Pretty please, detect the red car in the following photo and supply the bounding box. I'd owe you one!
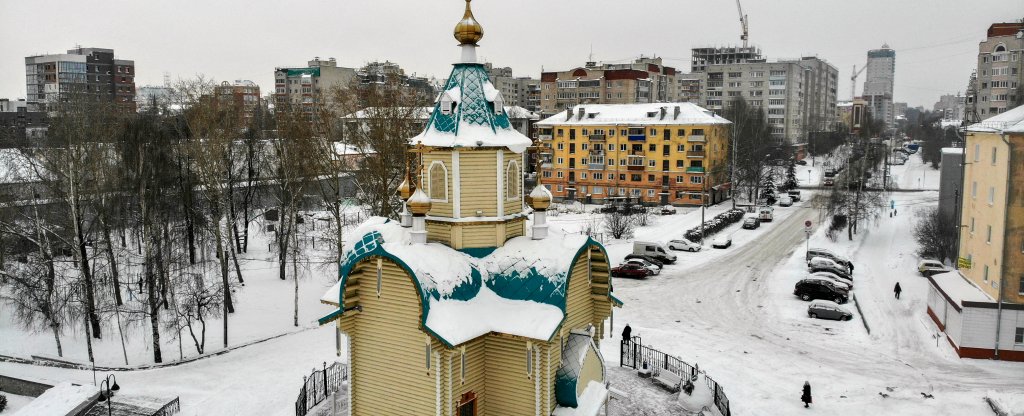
[611,263,652,279]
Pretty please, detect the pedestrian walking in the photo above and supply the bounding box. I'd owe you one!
[801,381,812,408]
[622,323,632,342]
[894,282,902,299]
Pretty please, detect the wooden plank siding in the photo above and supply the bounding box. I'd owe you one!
[563,249,597,333]
[505,218,525,240]
[427,221,453,246]
[484,336,535,414]
[462,223,499,248]
[458,150,499,218]
[338,260,437,415]
[452,337,488,415]
[423,152,454,217]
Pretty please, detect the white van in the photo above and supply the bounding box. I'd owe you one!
[758,206,774,222]
[633,241,677,264]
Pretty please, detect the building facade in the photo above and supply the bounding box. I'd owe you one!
[358,60,436,101]
[274,57,357,110]
[213,80,262,122]
[928,105,1024,361]
[700,57,838,145]
[975,23,1024,120]
[0,98,47,143]
[536,103,731,206]
[934,93,966,121]
[863,45,896,130]
[319,3,620,414]
[25,47,135,112]
[539,57,678,116]
[690,46,763,73]
[486,63,541,113]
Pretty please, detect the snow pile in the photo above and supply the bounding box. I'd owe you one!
[425,286,564,345]
[552,381,608,416]
[987,390,1024,416]
[14,382,96,416]
[482,232,589,286]
[677,375,715,413]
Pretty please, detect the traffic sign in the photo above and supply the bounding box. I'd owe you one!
[804,220,812,228]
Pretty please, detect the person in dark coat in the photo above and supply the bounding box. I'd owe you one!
[894,282,902,299]
[801,381,812,408]
[621,324,632,342]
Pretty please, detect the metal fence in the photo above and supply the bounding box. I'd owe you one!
[295,361,348,416]
[620,336,732,416]
[154,397,181,416]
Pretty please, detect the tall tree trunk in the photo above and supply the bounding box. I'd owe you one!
[100,218,122,306]
[72,192,101,338]
[50,322,63,357]
[213,204,234,314]
[278,209,289,281]
[144,217,163,363]
[293,225,300,327]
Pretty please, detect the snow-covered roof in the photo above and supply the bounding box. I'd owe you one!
[967,104,1024,133]
[940,147,964,155]
[939,119,962,129]
[537,102,731,127]
[929,271,992,308]
[408,64,533,153]
[320,216,612,347]
[14,382,97,416]
[552,381,608,416]
[331,142,373,156]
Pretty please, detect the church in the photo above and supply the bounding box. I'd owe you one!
[318,1,622,415]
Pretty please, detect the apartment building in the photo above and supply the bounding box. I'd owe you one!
[934,93,966,121]
[213,80,262,123]
[700,57,838,144]
[927,105,1024,361]
[357,61,435,101]
[675,74,702,103]
[25,47,136,112]
[274,57,357,110]
[539,57,678,116]
[976,23,1024,120]
[536,103,731,206]
[863,45,896,129]
[690,46,763,72]
[486,63,541,113]
[0,98,47,142]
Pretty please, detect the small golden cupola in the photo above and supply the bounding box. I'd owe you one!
[453,0,483,45]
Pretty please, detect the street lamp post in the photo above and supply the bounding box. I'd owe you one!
[97,374,121,416]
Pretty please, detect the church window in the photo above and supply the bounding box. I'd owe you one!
[440,92,456,115]
[428,161,448,202]
[506,160,520,201]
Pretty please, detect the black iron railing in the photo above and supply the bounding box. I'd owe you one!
[620,336,732,416]
[295,361,348,416]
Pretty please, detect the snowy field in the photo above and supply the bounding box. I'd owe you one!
[2,151,1022,415]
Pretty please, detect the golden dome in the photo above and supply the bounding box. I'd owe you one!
[408,188,432,216]
[454,0,483,45]
[528,185,552,211]
[397,178,412,201]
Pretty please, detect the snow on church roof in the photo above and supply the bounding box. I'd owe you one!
[537,102,732,127]
[320,216,610,347]
[408,64,532,153]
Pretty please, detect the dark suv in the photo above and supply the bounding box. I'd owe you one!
[794,279,849,304]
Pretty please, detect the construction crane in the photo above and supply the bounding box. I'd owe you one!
[735,0,749,48]
[850,64,867,101]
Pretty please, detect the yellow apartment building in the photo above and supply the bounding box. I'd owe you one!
[536,103,732,206]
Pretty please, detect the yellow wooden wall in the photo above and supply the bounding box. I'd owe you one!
[563,249,596,333]
[427,221,452,245]
[423,151,454,217]
[576,347,603,397]
[459,150,499,218]
[338,260,438,415]
[451,337,488,415]
[483,336,536,414]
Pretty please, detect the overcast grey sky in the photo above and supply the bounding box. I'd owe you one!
[1,0,1021,108]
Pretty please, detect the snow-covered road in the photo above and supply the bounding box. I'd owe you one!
[599,191,1024,415]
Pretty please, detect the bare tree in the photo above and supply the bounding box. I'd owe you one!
[167,272,223,355]
[603,211,636,240]
[914,208,957,262]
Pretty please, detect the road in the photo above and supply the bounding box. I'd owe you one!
[603,196,1024,415]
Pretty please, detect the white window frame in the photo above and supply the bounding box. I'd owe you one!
[428,161,449,202]
[505,160,520,201]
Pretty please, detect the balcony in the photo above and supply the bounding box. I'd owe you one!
[538,134,552,141]
[687,151,706,158]
[588,163,605,170]
[687,135,706,143]
[589,134,606,141]
[686,167,705,173]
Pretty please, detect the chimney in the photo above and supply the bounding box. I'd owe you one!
[674,106,681,120]
[577,107,585,120]
[528,185,553,240]
[565,108,572,121]
[660,107,667,120]
[407,189,432,244]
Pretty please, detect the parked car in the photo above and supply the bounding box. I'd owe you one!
[794,279,849,304]
[917,259,945,275]
[811,271,854,288]
[807,300,854,321]
[758,206,774,222]
[808,257,850,274]
[660,205,677,215]
[787,190,802,202]
[795,159,808,166]
[611,263,652,279]
[778,196,793,207]
[823,178,835,186]
[668,238,702,252]
[625,258,661,275]
[805,274,851,292]
[806,249,853,270]
[809,265,852,280]
[711,235,732,249]
[742,217,761,230]
[633,241,677,264]
[624,254,664,268]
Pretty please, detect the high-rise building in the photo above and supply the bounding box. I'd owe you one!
[975,23,1024,120]
[25,47,136,112]
[539,57,678,116]
[274,57,357,110]
[934,93,966,120]
[357,61,436,101]
[536,103,732,206]
[927,105,1024,361]
[863,44,896,129]
[675,73,703,103]
[485,63,541,113]
[699,57,838,145]
[213,80,262,123]
[690,46,763,73]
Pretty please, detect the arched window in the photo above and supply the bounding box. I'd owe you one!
[428,161,448,202]
[505,160,520,201]
[994,44,1006,53]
